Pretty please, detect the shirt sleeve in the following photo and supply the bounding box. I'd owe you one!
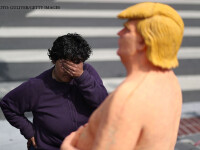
[74,63,108,108]
[0,79,39,139]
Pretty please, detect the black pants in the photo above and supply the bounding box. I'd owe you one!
[28,144,35,150]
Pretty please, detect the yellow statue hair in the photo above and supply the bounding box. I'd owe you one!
[118,2,184,69]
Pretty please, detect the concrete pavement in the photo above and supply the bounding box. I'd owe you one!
[1,102,200,150]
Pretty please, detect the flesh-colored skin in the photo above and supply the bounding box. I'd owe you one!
[60,20,182,150]
[52,60,84,83]
[74,71,182,150]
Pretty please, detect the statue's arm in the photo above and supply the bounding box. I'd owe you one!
[91,93,144,150]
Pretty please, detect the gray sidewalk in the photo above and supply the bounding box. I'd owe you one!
[1,117,200,150]
[175,101,200,150]
[176,134,200,150]
[1,102,200,150]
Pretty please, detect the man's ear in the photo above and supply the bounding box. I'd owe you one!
[52,60,56,64]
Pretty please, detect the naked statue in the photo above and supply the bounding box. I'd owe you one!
[60,2,184,150]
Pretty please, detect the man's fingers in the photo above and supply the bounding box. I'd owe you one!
[32,140,37,147]
[63,62,76,70]
[63,68,74,76]
[64,61,83,69]
[62,65,70,72]
[61,63,78,76]
[31,137,37,148]
[65,61,75,65]
[59,60,83,77]
[61,62,75,73]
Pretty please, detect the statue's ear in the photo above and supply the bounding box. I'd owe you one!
[136,34,146,52]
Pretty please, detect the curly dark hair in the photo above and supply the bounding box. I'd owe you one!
[48,33,92,64]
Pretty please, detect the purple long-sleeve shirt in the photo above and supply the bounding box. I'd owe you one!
[0,63,108,150]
